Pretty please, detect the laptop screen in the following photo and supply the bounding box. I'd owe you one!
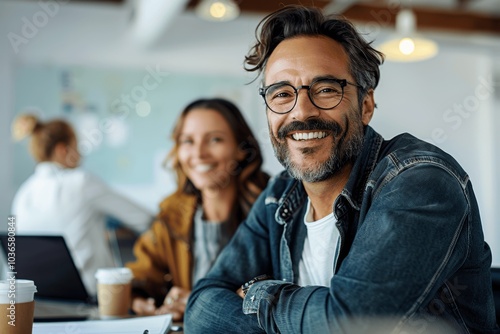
[0,234,92,304]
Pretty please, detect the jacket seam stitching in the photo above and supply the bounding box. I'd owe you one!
[394,208,468,331]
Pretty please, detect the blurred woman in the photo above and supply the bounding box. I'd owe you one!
[127,98,269,320]
[11,114,153,296]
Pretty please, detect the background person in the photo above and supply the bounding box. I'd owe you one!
[11,114,153,296]
[126,98,269,321]
[184,6,498,333]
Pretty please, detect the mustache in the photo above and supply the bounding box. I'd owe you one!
[277,119,343,140]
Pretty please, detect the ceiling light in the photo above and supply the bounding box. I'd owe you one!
[195,0,240,22]
[378,9,438,62]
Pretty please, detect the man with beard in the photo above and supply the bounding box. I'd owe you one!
[184,6,498,334]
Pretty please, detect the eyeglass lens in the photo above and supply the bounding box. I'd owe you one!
[264,79,344,114]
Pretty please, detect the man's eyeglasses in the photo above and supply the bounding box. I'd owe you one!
[259,78,362,114]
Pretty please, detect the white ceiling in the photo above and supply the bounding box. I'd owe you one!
[0,0,499,76]
[0,0,263,75]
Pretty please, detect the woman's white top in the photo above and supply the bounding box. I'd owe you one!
[11,162,153,295]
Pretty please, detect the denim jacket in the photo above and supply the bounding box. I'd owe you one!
[185,126,498,334]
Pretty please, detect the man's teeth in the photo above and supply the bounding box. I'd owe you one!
[292,131,327,141]
[194,164,214,172]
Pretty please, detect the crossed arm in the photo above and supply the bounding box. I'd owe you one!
[185,166,472,333]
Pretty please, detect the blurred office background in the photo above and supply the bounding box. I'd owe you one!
[0,0,499,266]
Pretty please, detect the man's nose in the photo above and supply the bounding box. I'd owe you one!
[289,89,321,121]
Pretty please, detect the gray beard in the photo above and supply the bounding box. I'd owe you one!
[271,116,365,183]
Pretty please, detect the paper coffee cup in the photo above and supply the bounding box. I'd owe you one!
[95,268,132,319]
[0,279,37,334]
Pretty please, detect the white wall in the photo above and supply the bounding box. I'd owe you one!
[0,11,15,224]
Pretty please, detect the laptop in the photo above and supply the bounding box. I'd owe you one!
[0,234,98,320]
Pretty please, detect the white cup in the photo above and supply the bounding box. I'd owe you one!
[0,279,37,334]
[95,268,132,319]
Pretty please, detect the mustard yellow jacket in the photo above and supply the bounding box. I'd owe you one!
[126,191,197,303]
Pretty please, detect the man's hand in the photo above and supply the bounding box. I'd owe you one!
[238,274,272,300]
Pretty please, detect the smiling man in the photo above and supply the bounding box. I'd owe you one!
[184,6,498,334]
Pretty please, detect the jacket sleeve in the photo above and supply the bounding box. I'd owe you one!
[184,189,275,334]
[126,220,173,303]
[187,164,473,333]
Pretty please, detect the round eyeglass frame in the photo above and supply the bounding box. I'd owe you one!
[259,78,362,114]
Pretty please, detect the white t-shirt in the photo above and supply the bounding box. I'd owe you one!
[12,162,153,295]
[298,198,340,287]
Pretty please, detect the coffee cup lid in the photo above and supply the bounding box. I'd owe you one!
[95,267,133,284]
[0,279,37,291]
[0,279,37,303]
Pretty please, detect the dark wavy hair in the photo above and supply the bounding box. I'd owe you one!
[245,5,385,104]
[167,98,270,232]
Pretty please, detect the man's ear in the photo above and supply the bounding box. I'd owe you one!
[361,89,375,126]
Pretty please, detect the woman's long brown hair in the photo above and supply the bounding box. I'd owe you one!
[167,98,269,233]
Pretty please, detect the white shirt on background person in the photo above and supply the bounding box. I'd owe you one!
[11,162,153,296]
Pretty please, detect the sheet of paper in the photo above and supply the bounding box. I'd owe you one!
[33,314,172,334]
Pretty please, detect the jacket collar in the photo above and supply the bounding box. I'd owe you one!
[35,161,66,175]
[338,125,384,211]
[157,191,198,241]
